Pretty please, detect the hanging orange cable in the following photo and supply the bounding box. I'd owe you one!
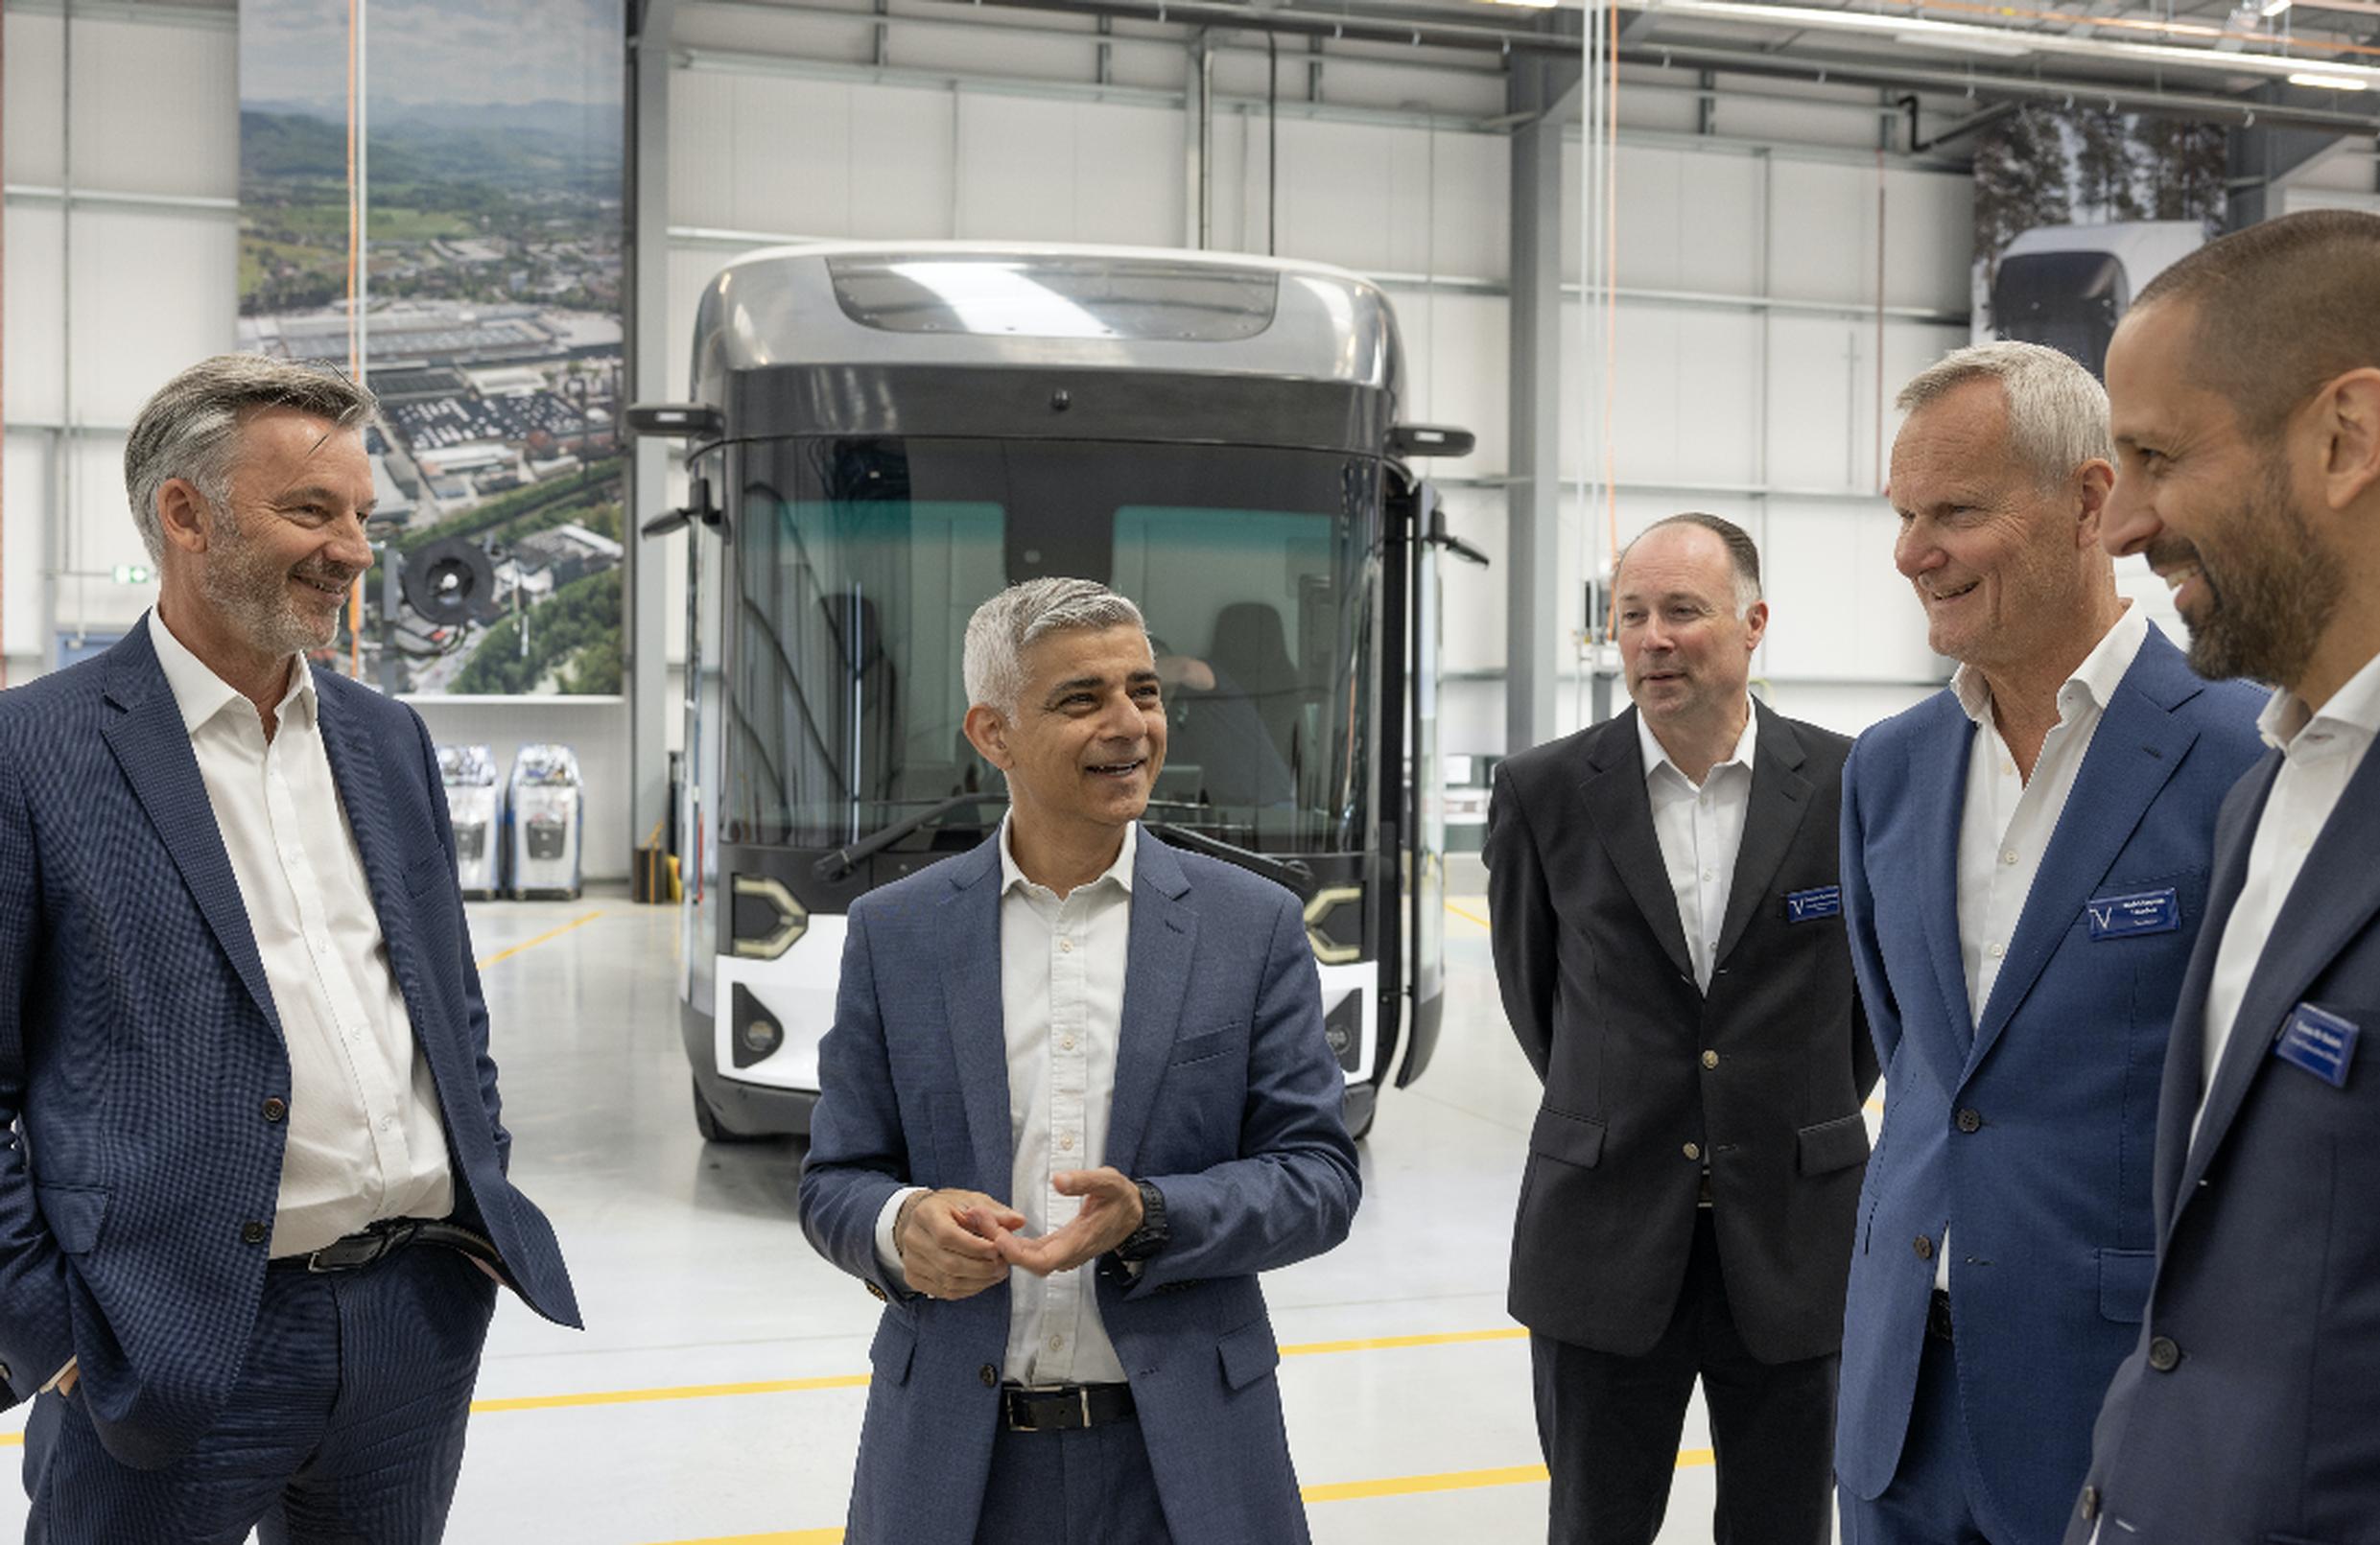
[1602,0,1621,600]
[345,0,364,680]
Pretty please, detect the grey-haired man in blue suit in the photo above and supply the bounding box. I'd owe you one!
[799,577,1360,1545]
[0,356,579,1540]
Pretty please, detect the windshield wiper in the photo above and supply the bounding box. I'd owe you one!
[1143,819,1314,890]
[813,794,1002,882]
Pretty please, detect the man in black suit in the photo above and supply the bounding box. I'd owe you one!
[1486,512,1877,1545]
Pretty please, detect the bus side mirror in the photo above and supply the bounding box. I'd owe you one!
[1387,423,1474,459]
[624,401,725,440]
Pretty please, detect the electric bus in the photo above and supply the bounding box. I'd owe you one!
[629,242,1481,1144]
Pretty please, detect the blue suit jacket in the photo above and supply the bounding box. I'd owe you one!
[2068,729,2380,1543]
[1835,625,2263,1541]
[0,622,579,1467]
[797,830,1360,1545]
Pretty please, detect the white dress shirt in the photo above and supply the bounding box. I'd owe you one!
[876,817,1136,1386]
[149,612,453,1258]
[1944,601,2150,1288]
[1638,698,1759,995]
[2195,645,2380,1137]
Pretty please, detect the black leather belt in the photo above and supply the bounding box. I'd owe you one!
[1001,1382,1137,1433]
[1927,1289,1955,1344]
[271,1217,507,1280]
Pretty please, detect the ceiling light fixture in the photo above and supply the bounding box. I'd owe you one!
[2287,68,2370,85]
[2262,0,2296,15]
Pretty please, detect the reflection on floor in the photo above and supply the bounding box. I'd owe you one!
[0,886,1869,1544]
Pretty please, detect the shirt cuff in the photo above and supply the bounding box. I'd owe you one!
[875,1187,925,1287]
[39,1357,74,1394]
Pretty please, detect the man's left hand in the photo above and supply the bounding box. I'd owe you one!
[982,1168,1143,1276]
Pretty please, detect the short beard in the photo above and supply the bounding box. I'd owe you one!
[2181,456,2341,688]
[199,501,345,659]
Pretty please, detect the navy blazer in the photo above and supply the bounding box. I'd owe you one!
[0,621,579,1468]
[1835,624,2263,1543]
[2069,728,2380,1543]
[798,830,1360,1545]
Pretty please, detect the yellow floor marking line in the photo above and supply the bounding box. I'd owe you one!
[475,910,605,971]
[1446,899,1493,930]
[643,1450,1718,1542]
[1281,1326,1528,1357]
[472,1371,873,1415]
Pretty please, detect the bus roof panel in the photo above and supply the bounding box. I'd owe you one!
[692,242,1400,396]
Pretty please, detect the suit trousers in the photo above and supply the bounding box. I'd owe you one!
[973,1410,1176,1545]
[1837,1329,1999,1545]
[21,1240,497,1545]
[1533,1211,1837,1545]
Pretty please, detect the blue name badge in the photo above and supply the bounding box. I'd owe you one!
[2274,1002,2360,1089]
[1785,886,1842,924]
[2085,887,2180,942]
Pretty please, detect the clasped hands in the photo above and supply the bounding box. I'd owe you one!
[893,1167,1143,1302]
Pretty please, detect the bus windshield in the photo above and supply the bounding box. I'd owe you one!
[722,436,1381,858]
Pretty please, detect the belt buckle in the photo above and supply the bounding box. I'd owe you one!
[1077,1386,1094,1430]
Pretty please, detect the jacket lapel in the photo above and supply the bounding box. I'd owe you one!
[2179,742,2380,1202]
[1102,833,1196,1179]
[97,623,281,1036]
[935,838,1014,1197]
[1904,695,1979,1082]
[1711,710,1812,971]
[1967,641,2199,1074]
[2157,754,2274,1231]
[1580,711,1695,983]
[312,679,430,1016]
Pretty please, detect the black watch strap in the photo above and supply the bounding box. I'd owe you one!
[1115,1179,1168,1263]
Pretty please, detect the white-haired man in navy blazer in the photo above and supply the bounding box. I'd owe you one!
[800,576,1360,1545]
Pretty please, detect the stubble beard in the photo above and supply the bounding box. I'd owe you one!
[200,502,347,660]
[2182,459,2341,689]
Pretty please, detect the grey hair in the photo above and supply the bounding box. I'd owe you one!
[123,354,377,564]
[1895,340,2111,489]
[963,578,1149,718]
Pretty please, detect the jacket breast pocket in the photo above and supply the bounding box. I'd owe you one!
[1169,1022,1248,1067]
[35,1184,109,1256]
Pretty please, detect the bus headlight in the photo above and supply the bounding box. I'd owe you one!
[730,874,808,959]
[1303,885,1364,966]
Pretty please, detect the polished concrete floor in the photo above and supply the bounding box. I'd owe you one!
[0,882,1870,1543]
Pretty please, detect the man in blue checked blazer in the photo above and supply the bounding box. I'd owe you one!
[0,357,578,1541]
[799,578,1360,1545]
[1836,342,2263,1545]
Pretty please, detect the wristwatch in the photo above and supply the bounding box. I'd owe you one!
[1114,1179,1169,1263]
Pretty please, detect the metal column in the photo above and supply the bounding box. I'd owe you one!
[1505,51,1578,756]
[627,0,677,867]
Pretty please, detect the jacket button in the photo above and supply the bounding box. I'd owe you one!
[1701,1050,1720,1070]
[2081,1486,2101,1522]
[262,1097,288,1123]
[978,1363,1000,1388]
[0,1363,12,1385]
[241,1221,268,1246]
[2147,1335,2181,1372]
[1914,1234,1935,1261]
[1683,1142,1702,1161]
[1955,1109,1983,1134]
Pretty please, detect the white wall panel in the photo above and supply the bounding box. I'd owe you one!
[0,12,236,197]
[1760,501,1943,687]
[3,12,66,187]
[1613,146,1765,297]
[68,209,242,426]
[954,96,1180,246]
[3,202,68,426]
[2,433,54,664]
[1397,289,1506,473]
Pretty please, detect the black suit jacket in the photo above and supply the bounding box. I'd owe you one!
[1485,705,1876,1364]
